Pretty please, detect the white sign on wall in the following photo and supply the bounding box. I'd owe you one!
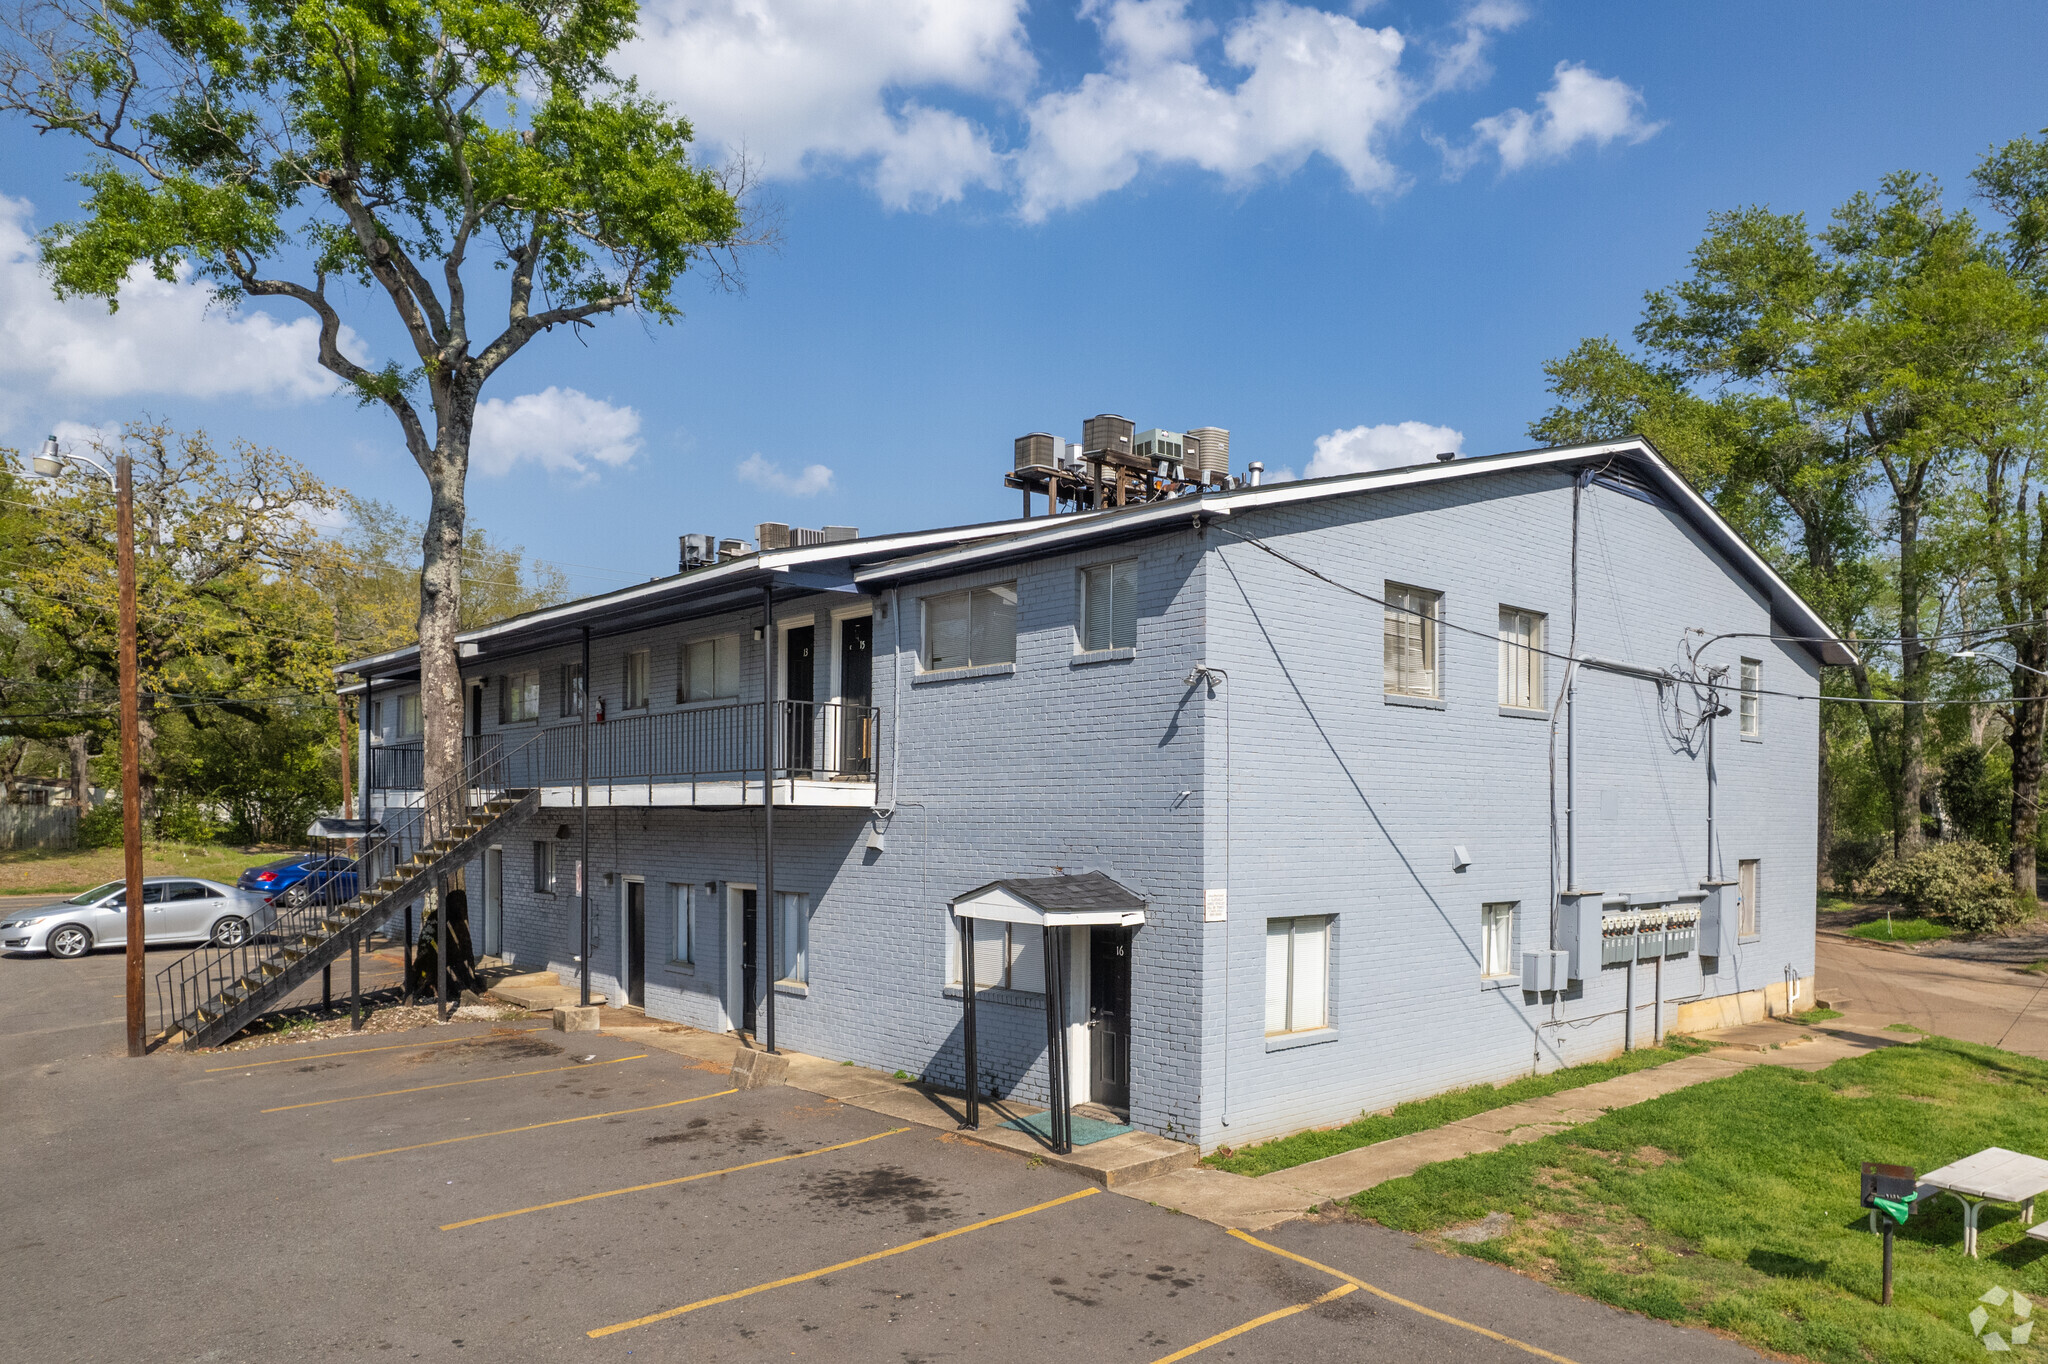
[1204,889,1228,922]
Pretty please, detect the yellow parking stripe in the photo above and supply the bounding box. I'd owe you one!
[208,1027,550,1071]
[440,1126,913,1230]
[588,1186,1101,1338]
[1227,1230,1582,1364]
[334,1088,740,1162]
[1150,1283,1357,1362]
[261,1054,646,1112]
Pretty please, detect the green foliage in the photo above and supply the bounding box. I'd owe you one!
[152,793,222,844]
[1937,744,2007,850]
[1352,1038,2048,1364]
[76,801,124,850]
[1845,916,1954,944]
[1869,840,2026,932]
[156,707,338,845]
[1205,1036,1715,1177]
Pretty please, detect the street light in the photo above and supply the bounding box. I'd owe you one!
[32,435,145,1057]
[1950,649,2048,680]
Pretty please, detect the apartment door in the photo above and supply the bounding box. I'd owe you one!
[785,625,815,776]
[1088,928,1132,1111]
[624,879,646,1008]
[727,885,759,1034]
[481,846,503,957]
[838,617,873,777]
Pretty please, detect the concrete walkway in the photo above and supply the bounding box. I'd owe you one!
[1120,1024,1904,1230]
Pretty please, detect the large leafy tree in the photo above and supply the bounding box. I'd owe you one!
[0,0,751,798]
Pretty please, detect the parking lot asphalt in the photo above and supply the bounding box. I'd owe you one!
[3,949,1770,1363]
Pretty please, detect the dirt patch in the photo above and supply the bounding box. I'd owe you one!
[1833,1085,1874,1098]
[1632,1146,1677,1167]
[210,1002,538,1052]
[800,1166,954,1224]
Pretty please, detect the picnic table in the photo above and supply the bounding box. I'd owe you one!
[1916,1147,2048,1257]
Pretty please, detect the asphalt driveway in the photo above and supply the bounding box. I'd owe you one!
[2,948,1769,1363]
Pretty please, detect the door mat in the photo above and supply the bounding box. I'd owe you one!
[999,1111,1133,1147]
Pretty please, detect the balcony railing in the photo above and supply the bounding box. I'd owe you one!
[368,700,878,796]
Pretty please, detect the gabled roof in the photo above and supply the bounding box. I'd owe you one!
[342,436,1852,677]
[950,871,1148,926]
[854,437,1854,668]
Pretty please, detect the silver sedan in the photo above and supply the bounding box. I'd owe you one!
[0,878,274,958]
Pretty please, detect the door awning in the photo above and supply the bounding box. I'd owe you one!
[950,872,1146,927]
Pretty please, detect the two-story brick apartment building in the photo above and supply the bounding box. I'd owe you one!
[343,436,1842,1150]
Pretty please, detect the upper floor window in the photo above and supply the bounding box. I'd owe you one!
[1739,659,1761,736]
[1498,607,1545,710]
[561,662,584,718]
[1384,584,1441,699]
[1079,561,1137,652]
[500,670,540,724]
[923,584,1017,671]
[623,649,652,710]
[397,693,423,738]
[679,636,740,703]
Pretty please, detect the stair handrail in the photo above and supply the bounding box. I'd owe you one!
[152,730,543,1040]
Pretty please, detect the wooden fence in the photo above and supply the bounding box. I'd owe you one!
[0,804,79,851]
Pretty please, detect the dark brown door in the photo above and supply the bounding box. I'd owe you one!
[625,880,645,1008]
[1089,928,1132,1110]
[839,618,873,776]
[740,888,759,1033]
[785,625,815,775]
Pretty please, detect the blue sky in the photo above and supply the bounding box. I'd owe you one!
[1,1,2044,597]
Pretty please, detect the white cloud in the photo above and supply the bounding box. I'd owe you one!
[621,0,1032,209]
[618,2,1654,215]
[1016,0,1414,221]
[736,451,835,496]
[0,196,350,420]
[471,387,642,478]
[1304,420,1463,478]
[1457,61,1663,174]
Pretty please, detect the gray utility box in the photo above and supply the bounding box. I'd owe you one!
[1521,948,1570,993]
[1558,893,1604,981]
[1695,881,1739,957]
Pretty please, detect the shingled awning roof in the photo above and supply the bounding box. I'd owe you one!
[950,871,1147,926]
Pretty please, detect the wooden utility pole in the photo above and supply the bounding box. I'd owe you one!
[116,453,143,1057]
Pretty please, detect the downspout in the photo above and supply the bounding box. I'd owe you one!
[579,625,592,1008]
[889,587,902,809]
[762,583,777,1055]
[1705,706,1717,882]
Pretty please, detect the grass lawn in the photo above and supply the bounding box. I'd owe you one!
[1846,916,1954,944]
[0,843,286,895]
[1204,1035,1716,1177]
[1351,1036,2048,1364]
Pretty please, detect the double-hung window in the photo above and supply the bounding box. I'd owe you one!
[1265,916,1330,1034]
[500,670,540,724]
[670,883,693,964]
[1739,659,1761,736]
[1384,585,1441,699]
[777,891,809,984]
[397,693,423,738]
[947,917,1045,993]
[1079,561,1137,652]
[560,662,584,718]
[533,840,556,895]
[1498,608,1545,709]
[1481,903,1516,978]
[922,584,1017,671]
[623,649,651,710]
[679,637,740,703]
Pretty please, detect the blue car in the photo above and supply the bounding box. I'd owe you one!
[237,855,359,906]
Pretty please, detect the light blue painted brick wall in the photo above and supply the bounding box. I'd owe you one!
[399,463,1816,1153]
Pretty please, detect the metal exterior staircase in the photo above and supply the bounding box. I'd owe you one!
[155,736,541,1050]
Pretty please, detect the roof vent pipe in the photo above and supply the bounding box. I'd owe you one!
[1435,451,1456,462]
[1247,462,1263,486]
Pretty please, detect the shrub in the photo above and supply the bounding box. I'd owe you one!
[1869,839,2026,932]
[153,794,221,845]
[75,800,125,849]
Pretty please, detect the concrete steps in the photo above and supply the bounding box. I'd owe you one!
[488,970,605,1011]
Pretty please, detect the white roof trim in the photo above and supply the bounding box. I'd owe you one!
[855,499,1227,587]
[951,885,1147,927]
